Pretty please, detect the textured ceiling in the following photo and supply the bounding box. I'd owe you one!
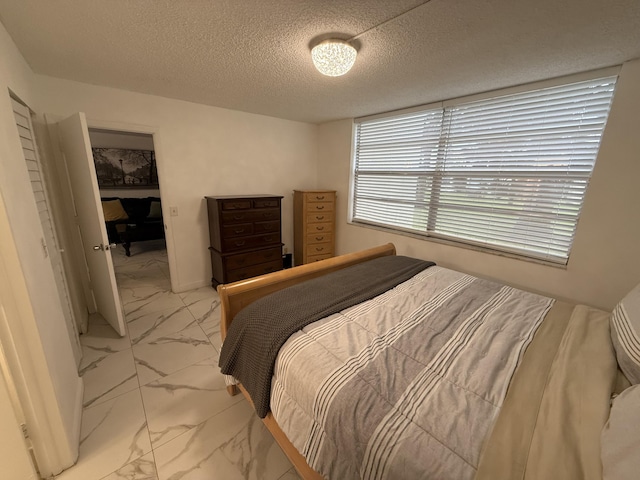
[0,0,639,124]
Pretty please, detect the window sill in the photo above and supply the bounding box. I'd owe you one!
[348,220,569,270]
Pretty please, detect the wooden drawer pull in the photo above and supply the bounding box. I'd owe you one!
[316,215,324,220]
[315,195,325,200]
[316,205,325,210]
[233,215,245,220]
[315,247,324,252]
[316,226,324,231]
[235,240,246,247]
[234,228,245,234]
[315,236,324,241]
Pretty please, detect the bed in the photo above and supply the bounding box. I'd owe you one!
[217,243,635,480]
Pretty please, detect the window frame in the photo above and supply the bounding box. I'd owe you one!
[348,67,620,266]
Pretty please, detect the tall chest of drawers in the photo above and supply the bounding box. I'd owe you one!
[293,190,336,265]
[206,195,283,287]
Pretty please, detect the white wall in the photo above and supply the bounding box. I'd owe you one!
[0,22,81,474]
[35,76,319,291]
[318,59,640,312]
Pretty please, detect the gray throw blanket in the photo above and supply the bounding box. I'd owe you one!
[218,255,434,418]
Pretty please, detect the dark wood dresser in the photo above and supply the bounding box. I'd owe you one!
[206,195,283,287]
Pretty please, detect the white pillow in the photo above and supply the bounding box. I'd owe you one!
[610,284,640,384]
[601,385,640,480]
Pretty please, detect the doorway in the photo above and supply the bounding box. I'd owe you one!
[86,128,170,316]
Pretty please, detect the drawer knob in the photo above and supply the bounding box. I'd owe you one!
[316,215,324,220]
[234,228,245,234]
[316,247,324,252]
[316,205,325,210]
[316,226,324,231]
[233,215,244,220]
[235,240,246,247]
[316,196,325,200]
[315,236,324,241]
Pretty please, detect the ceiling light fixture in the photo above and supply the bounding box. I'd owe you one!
[311,39,357,77]
[310,0,433,77]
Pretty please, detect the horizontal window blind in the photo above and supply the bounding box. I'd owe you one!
[352,76,617,264]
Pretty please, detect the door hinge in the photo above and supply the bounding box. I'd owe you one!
[20,422,29,439]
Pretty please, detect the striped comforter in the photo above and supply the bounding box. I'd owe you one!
[270,266,554,479]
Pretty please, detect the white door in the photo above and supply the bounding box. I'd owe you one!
[58,113,126,336]
[12,98,82,365]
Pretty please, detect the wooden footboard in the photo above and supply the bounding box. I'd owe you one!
[216,243,396,479]
[217,243,396,342]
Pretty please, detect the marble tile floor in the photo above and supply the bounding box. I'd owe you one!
[56,240,299,480]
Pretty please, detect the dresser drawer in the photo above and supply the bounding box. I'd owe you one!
[221,208,280,225]
[306,244,333,257]
[306,253,333,263]
[254,220,280,234]
[306,212,333,224]
[306,201,334,213]
[305,222,332,234]
[306,232,333,245]
[227,259,283,283]
[221,199,251,210]
[222,223,253,238]
[225,246,282,270]
[253,198,280,209]
[222,232,281,252]
[304,192,332,203]
[207,195,283,287]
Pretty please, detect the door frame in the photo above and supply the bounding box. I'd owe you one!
[83,118,175,290]
[0,191,81,476]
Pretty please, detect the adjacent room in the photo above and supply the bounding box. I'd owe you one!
[0,1,639,480]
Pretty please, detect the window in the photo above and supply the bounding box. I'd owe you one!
[351,76,617,264]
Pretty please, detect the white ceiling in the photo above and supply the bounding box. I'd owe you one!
[1,0,639,124]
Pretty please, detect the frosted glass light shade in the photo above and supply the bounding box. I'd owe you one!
[311,39,357,77]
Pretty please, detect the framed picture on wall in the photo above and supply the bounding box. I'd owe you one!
[91,148,158,188]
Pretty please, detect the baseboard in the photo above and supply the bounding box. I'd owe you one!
[172,279,211,294]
